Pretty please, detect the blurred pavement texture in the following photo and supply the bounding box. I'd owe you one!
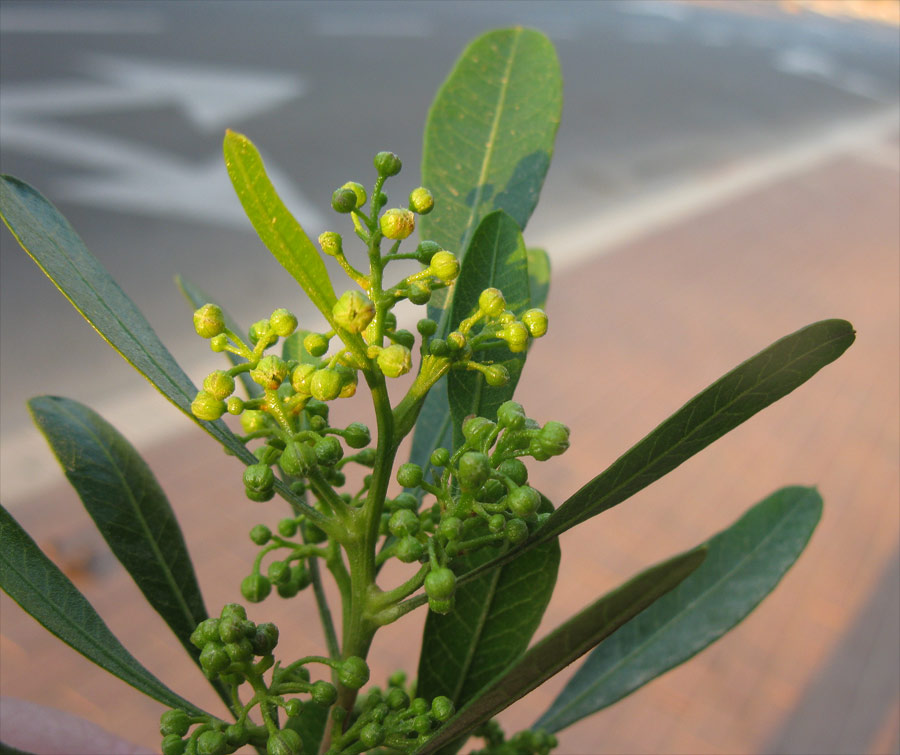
[2,104,897,754]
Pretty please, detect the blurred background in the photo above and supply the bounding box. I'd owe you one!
[1,1,898,753]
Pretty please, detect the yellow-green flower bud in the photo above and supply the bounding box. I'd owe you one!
[478,287,506,318]
[193,303,225,338]
[240,409,268,434]
[191,391,226,421]
[380,208,415,240]
[318,231,342,257]
[269,308,298,337]
[310,369,342,401]
[483,364,510,387]
[408,281,431,305]
[336,364,358,398]
[332,290,375,334]
[429,251,460,283]
[303,332,329,358]
[499,321,529,353]
[522,308,548,338]
[226,396,244,415]
[203,370,235,400]
[250,355,289,389]
[291,363,316,395]
[374,151,402,177]
[249,319,274,346]
[377,344,412,378]
[342,181,367,208]
[210,334,228,352]
[409,187,434,215]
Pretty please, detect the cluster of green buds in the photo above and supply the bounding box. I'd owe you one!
[471,720,559,755]
[322,671,455,754]
[382,400,569,613]
[162,604,370,755]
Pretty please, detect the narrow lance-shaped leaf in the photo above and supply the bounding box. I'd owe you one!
[534,486,823,733]
[0,505,205,715]
[415,547,707,754]
[223,131,337,321]
[0,175,326,526]
[28,397,208,658]
[421,27,562,318]
[174,273,261,398]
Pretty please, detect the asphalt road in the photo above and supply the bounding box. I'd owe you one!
[1,0,898,500]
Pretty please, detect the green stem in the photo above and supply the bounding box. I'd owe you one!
[309,557,341,666]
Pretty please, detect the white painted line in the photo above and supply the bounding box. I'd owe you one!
[532,106,900,271]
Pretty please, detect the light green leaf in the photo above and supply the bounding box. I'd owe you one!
[416,547,707,754]
[421,27,561,313]
[533,486,822,732]
[527,247,551,310]
[223,131,337,320]
[0,504,205,714]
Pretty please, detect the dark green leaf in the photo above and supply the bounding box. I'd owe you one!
[418,501,560,708]
[0,741,33,755]
[534,486,822,732]
[286,702,329,755]
[416,547,707,754]
[28,396,207,657]
[527,247,551,310]
[223,131,337,321]
[448,210,530,446]
[174,274,260,398]
[0,504,205,714]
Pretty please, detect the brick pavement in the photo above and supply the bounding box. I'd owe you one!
[2,146,898,754]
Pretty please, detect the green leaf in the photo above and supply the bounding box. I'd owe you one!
[282,330,319,366]
[416,547,707,754]
[223,131,337,320]
[174,274,260,398]
[0,504,205,714]
[28,396,207,656]
[527,247,551,310]
[418,501,560,708]
[0,742,33,755]
[448,210,530,447]
[286,701,329,755]
[534,486,822,733]
[421,27,561,312]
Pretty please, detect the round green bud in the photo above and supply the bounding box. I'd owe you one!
[429,338,449,357]
[303,332,329,358]
[249,319,274,346]
[438,515,462,540]
[309,369,342,401]
[194,303,225,339]
[429,250,460,282]
[318,231,343,257]
[252,623,279,655]
[397,462,423,488]
[332,290,375,334]
[220,602,248,622]
[311,436,341,466]
[392,329,416,349]
[197,730,227,755]
[280,441,317,478]
[432,695,455,722]
[483,364,510,387]
[499,321,529,353]
[408,281,432,305]
[338,656,370,689]
[410,697,429,716]
[203,370,235,401]
[380,208,416,240]
[392,492,418,510]
[226,396,244,415]
[342,181,367,208]
[374,150,402,177]
[244,463,275,493]
[199,642,230,675]
[191,391,226,421]
[290,364,316,396]
[447,330,467,351]
[506,517,529,545]
[478,287,506,318]
[386,687,410,710]
[429,596,454,615]
[497,400,527,431]
[522,308,549,338]
[415,240,442,264]
[161,733,186,755]
[277,518,298,538]
[277,580,299,599]
[388,509,420,537]
[538,421,570,455]
[395,535,425,563]
[190,617,220,649]
[331,187,357,213]
[266,729,302,755]
[224,722,248,748]
[425,567,457,600]
[225,638,254,663]
[384,311,398,331]
[268,309,297,338]
[488,514,506,534]
[377,344,412,378]
[245,486,275,503]
[250,355,290,390]
[344,422,371,448]
[241,574,271,603]
[218,614,246,644]
[268,560,291,585]
[409,187,434,215]
[311,680,338,706]
[305,398,329,420]
[462,416,495,444]
[160,710,192,737]
[360,723,386,748]
[508,485,540,518]
[209,333,228,352]
[477,478,505,503]
[284,699,303,719]
[336,364,358,398]
[240,410,268,434]
[417,318,437,338]
[498,458,528,486]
